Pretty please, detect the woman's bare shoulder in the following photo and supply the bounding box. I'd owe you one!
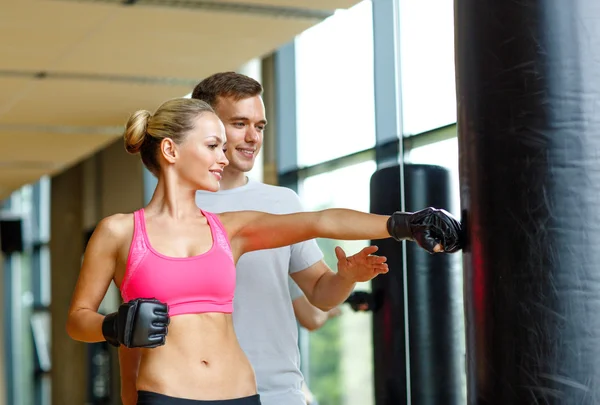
[94,212,135,242]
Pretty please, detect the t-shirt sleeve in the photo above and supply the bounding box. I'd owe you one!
[284,189,324,274]
[288,277,305,301]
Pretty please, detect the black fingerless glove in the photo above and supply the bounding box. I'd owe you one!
[345,291,375,312]
[387,207,463,253]
[102,298,170,348]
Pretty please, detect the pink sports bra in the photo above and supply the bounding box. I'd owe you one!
[120,209,236,316]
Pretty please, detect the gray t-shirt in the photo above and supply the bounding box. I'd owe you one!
[288,277,305,302]
[196,179,323,405]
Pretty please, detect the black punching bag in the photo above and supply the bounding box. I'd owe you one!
[455,1,600,404]
[370,164,465,405]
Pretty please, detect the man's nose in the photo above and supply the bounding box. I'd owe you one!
[245,127,260,143]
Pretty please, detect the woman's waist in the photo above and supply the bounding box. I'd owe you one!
[140,332,243,364]
[136,312,256,400]
[139,344,253,378]
[137,335,256,400]
[148,312,238,354]
[138,313,251,374]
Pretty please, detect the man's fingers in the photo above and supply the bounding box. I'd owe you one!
[374,264,389,273]
[368,255,387,264]
[360,245,379,256]
[335,246,347,262]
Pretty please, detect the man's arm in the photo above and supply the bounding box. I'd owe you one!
[290,277,338,330]
[280,188,387,311]
[119,347,141,405]
[291,259,354,311]
[292,294,342,331]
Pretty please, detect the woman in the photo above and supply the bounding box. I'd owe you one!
[66,98,462,405]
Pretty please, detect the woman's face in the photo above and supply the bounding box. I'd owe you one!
[173,112,229,192]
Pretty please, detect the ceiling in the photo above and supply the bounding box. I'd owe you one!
[0,0,361,199]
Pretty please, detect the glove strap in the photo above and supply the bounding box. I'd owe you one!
[102,313,120,347]
[387,212,413,241]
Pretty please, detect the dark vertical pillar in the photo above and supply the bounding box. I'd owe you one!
[455,1,600,404]
[50,163,87,405]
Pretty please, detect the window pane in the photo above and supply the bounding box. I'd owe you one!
[295,1,376,167]
[399,0,456,135]
[299,160,377,405]
[405,137,460,216]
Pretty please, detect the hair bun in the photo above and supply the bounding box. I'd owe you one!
[124,110,151,154]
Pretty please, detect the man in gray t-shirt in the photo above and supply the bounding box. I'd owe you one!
[191,72,389,405]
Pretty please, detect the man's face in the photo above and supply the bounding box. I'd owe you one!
[213,95,266,173]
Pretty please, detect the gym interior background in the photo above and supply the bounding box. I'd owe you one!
[0,0,462,404]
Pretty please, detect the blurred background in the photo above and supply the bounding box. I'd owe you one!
[0,0,462,404]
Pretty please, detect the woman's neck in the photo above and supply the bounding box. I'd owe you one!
[145,175,200,219]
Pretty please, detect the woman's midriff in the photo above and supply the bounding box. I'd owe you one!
[136,312,256,400]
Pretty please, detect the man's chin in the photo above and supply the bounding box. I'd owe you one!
[229,161,255,174]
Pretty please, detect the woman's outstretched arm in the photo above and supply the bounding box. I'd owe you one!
[222,207,462,257]
[222,209,386,255]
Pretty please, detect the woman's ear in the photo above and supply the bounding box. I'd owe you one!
[160,138,178,164]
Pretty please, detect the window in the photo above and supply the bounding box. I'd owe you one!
[399,0,456,135]
[405,137,460,216]
[2,178,52,405]
[299,160,377,405]
[295,1,376,167]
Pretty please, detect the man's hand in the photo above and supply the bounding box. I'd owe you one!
[335,245,388,283]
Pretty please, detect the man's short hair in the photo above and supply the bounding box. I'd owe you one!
[191,72,263,108]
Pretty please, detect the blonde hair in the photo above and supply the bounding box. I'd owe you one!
[123,98,215,175]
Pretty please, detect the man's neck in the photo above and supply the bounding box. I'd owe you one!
[219,168,248,190]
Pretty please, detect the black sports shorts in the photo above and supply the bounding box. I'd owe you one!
[136,391,262,405]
